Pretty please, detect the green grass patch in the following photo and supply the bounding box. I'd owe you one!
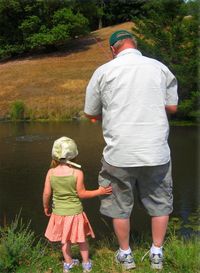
[0,214,199,273]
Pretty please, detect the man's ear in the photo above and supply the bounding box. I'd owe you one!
[110,46,117,58]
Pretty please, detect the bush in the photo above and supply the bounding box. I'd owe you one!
[178,91,200,121]
[0,44,25,59]
[0,215,45,272]
[10,100,26,121]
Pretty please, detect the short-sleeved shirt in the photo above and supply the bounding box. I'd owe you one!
[84,48,178,167]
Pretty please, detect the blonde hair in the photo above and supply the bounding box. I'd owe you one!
[50,159,60,168]
[50,158,78,168]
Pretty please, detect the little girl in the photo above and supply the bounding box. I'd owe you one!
[43,136,112,273]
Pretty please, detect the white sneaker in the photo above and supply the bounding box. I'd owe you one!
[63,259,80,272]
[82,260,92,272]
[149,253,163,270]
[115,250,136,270]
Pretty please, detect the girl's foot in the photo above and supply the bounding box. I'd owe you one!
[63,259,80,272]
[82,260,92,273]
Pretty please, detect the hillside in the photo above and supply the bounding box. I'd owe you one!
[0,22,134,120]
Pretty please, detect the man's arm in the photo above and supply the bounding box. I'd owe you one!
[165,68,178,114]
[165,105,177,114]
[84,68,102,120]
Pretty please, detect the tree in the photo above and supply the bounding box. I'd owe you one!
[73,0,147,30]
[103,0,147,26]
[25,8,88,50]
[132,0,199,103]
[0,0,89,58]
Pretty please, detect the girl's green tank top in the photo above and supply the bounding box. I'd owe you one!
[50,175,83,216]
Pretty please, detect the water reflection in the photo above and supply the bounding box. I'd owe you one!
[0,122,199,239]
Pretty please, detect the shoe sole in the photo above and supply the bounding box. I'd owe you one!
[115,258,136,270]
[123,263,136,270]
[151,263,163,270]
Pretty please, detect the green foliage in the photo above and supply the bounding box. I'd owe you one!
[0,44,25,59]
[26,29,55,49]
[183,208,200,232]
[132,0,199,105]
[0,213,199,272]
[0,215,45,273]
[178,91,200,121]
[25,8,89,50]
[0,1,89,57]
[10,100,25,121]
[52,8,89,38]
[102,0,147,26]
[162,214,200,272]
[0,0,148,57]
[0,0,23,45]
[19,15,41,40]
[164,235,200,272]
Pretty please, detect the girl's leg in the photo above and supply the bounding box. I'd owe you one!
[78,241,89,263]
[62,241,72,264]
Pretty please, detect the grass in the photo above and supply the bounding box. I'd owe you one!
[0,22,134,121]
[13,235,200,273]
[0,214,199,273]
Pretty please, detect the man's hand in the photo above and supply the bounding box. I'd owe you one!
[84,113,102,122]
[165,105,177,114]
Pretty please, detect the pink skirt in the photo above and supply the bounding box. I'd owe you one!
[45,212,95,244]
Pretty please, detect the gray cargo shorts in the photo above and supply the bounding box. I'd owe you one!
[98,158,173,218]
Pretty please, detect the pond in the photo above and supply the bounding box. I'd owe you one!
[0,122,199,239]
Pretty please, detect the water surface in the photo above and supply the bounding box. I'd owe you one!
[0,122,199,239]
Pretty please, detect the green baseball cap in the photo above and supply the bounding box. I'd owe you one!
[109,30,133,46]
[52,136,81,168]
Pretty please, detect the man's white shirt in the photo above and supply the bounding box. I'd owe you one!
[84,48,178,167]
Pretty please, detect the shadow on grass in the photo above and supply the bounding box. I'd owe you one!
[0,34,103,64]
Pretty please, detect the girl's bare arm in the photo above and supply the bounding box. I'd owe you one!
[76,169,112,199]
[42,170,52,216]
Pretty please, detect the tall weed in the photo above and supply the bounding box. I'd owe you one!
[10,100,26,121]
[0,215,45,272]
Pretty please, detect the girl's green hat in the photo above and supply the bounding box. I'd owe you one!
[109,30,133,46]
[52,136,81,168]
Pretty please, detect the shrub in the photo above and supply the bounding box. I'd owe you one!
[0,215,45,273]
[178,91,200,121]
[10,100,25,121]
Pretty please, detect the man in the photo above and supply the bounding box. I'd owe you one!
[84,30,178,270]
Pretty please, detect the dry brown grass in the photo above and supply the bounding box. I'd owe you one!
[0,22,134,120]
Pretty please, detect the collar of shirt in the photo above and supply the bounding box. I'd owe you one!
[116,48,142,58]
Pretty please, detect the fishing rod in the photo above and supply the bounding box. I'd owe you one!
[87,35,112,123]
[91,35,112,60]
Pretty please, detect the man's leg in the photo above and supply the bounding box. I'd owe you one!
[113,218,130,250]
[151,215,169,247]
[113,217,136,269]
[149,215,169,269]
[98,158,136,269]
[138,162,172,269]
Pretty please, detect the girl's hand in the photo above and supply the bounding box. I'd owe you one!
[44,207,51,217]
[98,185,112,195]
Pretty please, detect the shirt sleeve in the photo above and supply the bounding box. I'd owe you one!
[84,69,102,116]
[165,70,178,106]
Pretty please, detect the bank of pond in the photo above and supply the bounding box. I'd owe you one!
[0,213,199,273]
